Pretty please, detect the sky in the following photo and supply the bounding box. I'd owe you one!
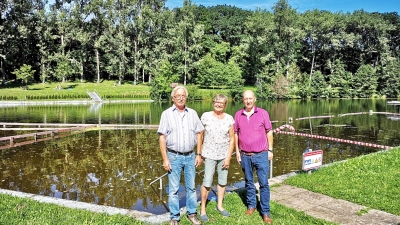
[165,0,399,13]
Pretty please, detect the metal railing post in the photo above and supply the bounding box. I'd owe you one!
[270,159,273,178]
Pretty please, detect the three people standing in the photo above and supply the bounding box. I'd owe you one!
[158,88,273,224]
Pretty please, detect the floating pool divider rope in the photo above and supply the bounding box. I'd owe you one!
[274,124,392,149]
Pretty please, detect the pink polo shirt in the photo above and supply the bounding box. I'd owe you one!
[234,106,272,153]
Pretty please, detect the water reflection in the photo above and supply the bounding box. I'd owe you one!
[0,99,399,214]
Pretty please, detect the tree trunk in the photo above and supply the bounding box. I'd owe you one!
[1,58,5,84]
[119,61,122,85]
[80,59,84,82]
[134,40,138,82]
[96,48,100,83]
[309,53,315,87]
[142,68,145,83]
[41,63,46,84]
[184,40,187,86]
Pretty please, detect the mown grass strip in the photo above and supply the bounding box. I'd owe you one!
[0,189,335,225]
[0,81,237,101]
[0,81,151,101]
[0,194,146,224]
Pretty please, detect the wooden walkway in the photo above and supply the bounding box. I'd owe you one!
[387,101,400,105]
[0,123,159,150]
[388,101,400,113]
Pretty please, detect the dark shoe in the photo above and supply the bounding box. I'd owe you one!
[245,207,256,215]
[170,219,180,225]
[263,214,273,224]
[216,208,230,217]
[187,214,202,225]
[200,214,209,222]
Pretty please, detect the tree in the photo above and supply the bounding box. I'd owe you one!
[352,64,377,98]
[310,70,328,98]
[172,0,203,85]
[225,60,244,101]
[326,59,352,98]
[243,9,274,85]
[298,10,336,86]
[150,60,179,101]
[271,0,302,77]
[12,64,36,89]
[377,59,400,98]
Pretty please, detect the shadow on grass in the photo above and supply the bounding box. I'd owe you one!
[0,80,22,89]
[233,187,264,217]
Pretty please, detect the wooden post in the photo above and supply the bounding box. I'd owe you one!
[34,133,37,142]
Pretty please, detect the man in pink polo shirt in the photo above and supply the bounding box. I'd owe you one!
[234,90,274,224]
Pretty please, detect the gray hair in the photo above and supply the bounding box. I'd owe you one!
[213,94,228,103]
[171,86,189,98]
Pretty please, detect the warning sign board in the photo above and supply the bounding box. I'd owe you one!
[302,150,323,171]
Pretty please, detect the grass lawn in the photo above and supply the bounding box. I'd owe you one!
[284,147,400,216]
[0,190,335,225]
[0,80,251,101]
[0,81,151,101]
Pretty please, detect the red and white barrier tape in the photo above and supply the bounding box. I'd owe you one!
[274,124,295,133]
[274,124,392,149]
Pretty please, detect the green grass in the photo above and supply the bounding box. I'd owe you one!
[0,80,249,101]
[0,190,336,225]
[166,192,336,225]
[0,81,151,101]
[284,147,400,215]
[0,194,146,225]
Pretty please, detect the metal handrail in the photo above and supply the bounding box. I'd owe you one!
[149,173,168,189]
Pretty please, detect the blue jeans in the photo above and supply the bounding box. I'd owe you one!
[240,151,271,216]
[168,152,197,220]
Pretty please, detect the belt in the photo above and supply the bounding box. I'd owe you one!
[168,149,193,156]
[240,150,267,156]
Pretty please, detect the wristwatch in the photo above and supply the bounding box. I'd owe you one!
[268,149,273,152]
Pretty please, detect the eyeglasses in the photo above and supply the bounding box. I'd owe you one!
[214,101,226,105]
[174,95,187,100]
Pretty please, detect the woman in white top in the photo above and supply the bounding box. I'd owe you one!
[199,94,235,222]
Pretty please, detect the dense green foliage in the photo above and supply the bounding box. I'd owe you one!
[1,0,399,100]
[11,64,35,89]
[285,147,400,215]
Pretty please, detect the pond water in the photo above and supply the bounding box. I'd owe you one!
[0,99,399,214]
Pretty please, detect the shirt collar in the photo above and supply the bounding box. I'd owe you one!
[172,104,188,112]
[241,106,258,115]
